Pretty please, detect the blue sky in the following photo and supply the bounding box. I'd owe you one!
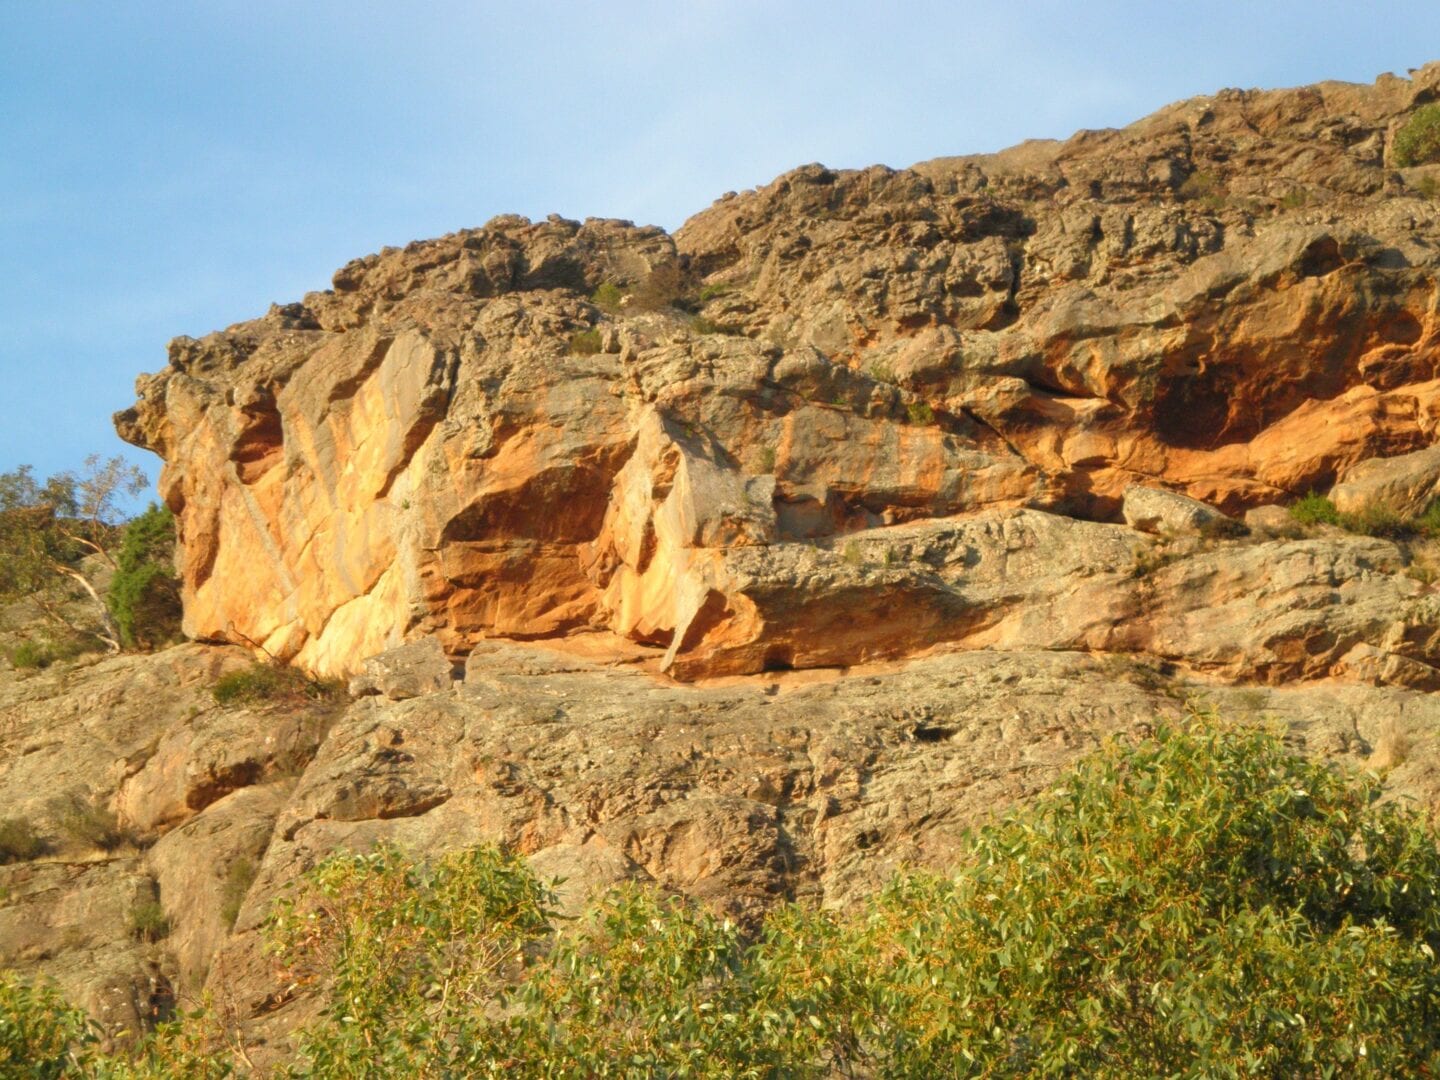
[3,1,1439,507]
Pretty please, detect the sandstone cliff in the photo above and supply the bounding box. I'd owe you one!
[117,63,1440,681]
[5,64,1440,1060]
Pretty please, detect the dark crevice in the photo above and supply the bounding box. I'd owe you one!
[762,647,795,673]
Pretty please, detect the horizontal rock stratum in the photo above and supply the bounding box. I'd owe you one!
[118,63,1440,678]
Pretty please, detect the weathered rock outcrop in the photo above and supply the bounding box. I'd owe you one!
[4,626,1440,1060]
[116,65,1440,680]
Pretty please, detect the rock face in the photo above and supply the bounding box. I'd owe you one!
[5,626,1440,1060]
[117,65,1440,680]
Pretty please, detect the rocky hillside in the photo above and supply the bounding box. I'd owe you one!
[3,64,1440,1063]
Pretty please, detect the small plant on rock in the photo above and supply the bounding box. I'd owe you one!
[1394,103,1440,167]
[0,818,45,864]
[697,282,733,303]
[590,282,626,313]
[6,639,52,670]
[1131,540,1182,579]
[219,857,257,929]
[129,898,170,943]
[1290,493,1440,539]
[1343,502,1409,538]
[1196,514,1250,541]
[212,662,343,708]
[1414,498,1440,534]
[629,263,698,313]
[567,328,602,355]
[906,401,934,425]
[691,315,741,336]
[1279,187,1310,210]
[1178,170,1227,210]
[50,793,128,852]
[1288,491,1342,526]
[6,632,100,671]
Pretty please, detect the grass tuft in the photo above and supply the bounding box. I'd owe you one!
[49,794,128,852]
[213,663,344,708]
[129,898,170,943]
[567,329,602,355]
[220,857,258,929]
[0,818,46,864]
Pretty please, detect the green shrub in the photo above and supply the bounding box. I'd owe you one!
[1279,187,1310,210]
[691,315,741,336]
[0,818,45,864]
[1289,491,1342,526]
[1178,170,1227,209]
[5,633,98,670]
[629,263,697,313]
[1417,174,1440,200]
[20,722,1440,1075]
[589,281,626,313]
[566,328,602,355]
[1395,103,1440,167]
[271,721,1440,1076]
[7,640,50,670]
[1290,492,1440,538]
[0,972,90,1079]
[1416,498,1440,533]
[267,845,554,1076]
[795,721,1440,1076]
[1343,502,1410,538]
[129,899,170,943]
[0,971,229,1078]
[107,504,182,650]
[50,793,127,852]
[698,282,733,303]
[212,662,342,708]
[906,400,934,425]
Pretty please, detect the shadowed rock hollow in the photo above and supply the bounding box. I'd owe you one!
[117,64,1440,681]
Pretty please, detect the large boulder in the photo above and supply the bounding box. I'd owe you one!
[347,636,454,700]
[1122,485,1240,536]
[1331,444,1440,517]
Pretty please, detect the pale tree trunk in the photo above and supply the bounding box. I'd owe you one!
[54,564,121,653]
